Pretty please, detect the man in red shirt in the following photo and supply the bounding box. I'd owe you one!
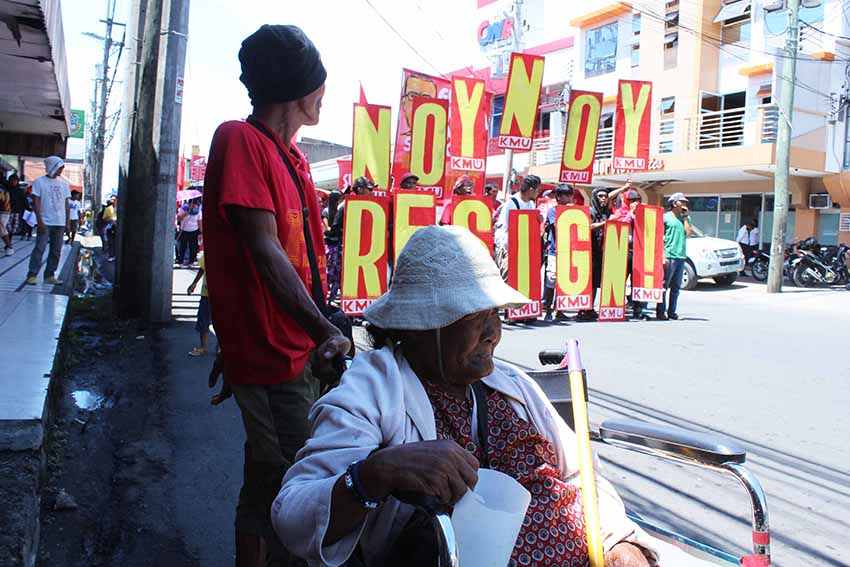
[202,25,350,566]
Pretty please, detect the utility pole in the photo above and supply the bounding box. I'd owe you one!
[767,0,799,293]
[93,9,113,209]
[116,0,190,322]
[499,0,524,201]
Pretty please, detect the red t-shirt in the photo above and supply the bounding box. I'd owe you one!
[203,120,327,385]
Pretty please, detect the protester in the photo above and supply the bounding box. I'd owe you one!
[102,195,117,261]
[657,192,692,321]
[438,175,473,225]
[4,173,25,240]
[323,190,344,303]
[202,24,350,566]
[0,176,12,256]
[483,182,501,211]
[274,225,657,567]
[494,174,541,279]
[542,185,574,321]
[26,156,70,285]
[66,190,83,244]
[611,188,649,320]
[736,218,759,264]
[398,172,418,190]
[187,252,211,356]
[176,197,203,267]
[329,176,375,238]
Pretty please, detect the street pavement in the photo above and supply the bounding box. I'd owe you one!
[495,279,850,567]
[166,269,849,567]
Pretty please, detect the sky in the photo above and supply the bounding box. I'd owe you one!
[60,0,489,195]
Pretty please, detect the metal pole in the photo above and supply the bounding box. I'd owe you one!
[93,3,115,209]
[149,0,190,322]
[500,149,514,201]
[767,0,799,293]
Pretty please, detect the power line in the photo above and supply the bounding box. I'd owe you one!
[361,0,447,78]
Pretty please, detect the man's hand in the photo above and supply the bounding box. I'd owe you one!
[604,542,651,567]
[311,332,351,386]
[37,222,46,235]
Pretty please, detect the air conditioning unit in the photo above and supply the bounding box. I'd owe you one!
[809,193,832,209]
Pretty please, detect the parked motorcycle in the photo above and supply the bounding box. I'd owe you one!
[744,249,770,282]
[791,241,849,287]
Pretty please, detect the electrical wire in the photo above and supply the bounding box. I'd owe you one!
[361,0,448,78]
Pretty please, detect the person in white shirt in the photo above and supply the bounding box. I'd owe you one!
[66,190,83,244]
[736,219,759,265]
[26,156,70,285]
[494,174,542,280]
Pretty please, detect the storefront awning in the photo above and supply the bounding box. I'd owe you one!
[714,0,751,23]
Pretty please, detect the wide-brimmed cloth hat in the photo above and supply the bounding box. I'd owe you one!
[364,225,529,330]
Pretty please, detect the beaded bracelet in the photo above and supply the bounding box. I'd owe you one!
[344,461,382,510]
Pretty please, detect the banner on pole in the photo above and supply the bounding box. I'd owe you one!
[507,209,541,320]
[598,221,630,321]
[352,103,392,189]
[497,52,545,152]
[392,69,452,191]
[447,76,490,195]
[613,80,653,171]
[340,196,390,315]
[632,204,665,303]
[559,90,603,185]
[409,97,448,195]
[337,158,352,191]
[450,196,494,252]
[554,206,593,311]
[394,191,436,262]
[69,109,85,139]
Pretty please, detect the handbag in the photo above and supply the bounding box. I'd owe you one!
[246,118,355,371]
[22,209,36,227]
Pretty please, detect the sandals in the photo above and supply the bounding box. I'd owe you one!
[188,347,208,357]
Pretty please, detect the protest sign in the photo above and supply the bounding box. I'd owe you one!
[497,52,545,151]
[409,97,448,194]
[340,197,390,315]
[559,90,603,185]
[394,191,436,262]
[507,210,542,320]
[352,103,392,189]
[613,80,653,170]
[598,221,630,321]
[554,206,593,311]
[632,204,665,303]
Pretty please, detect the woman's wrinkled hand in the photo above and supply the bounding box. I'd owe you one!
[360,440,479,506]
[604,542,651,567]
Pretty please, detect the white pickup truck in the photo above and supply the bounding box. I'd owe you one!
[681,224,745,290]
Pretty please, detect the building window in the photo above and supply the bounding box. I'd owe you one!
[658,140,674,154]
[631,44,640,67]
[490,95,504,138]
[721,12,751,45]
[584,22,618,78]
[632,13,641,35]
[596,112,615,159]
[663,1,679,70]
[659,97,675,153]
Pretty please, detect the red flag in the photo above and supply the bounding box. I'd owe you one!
[359,82,368,105]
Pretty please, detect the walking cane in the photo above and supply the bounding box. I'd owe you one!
[566,338,605,567]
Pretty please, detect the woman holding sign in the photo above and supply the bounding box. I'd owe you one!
[274,226,657,567]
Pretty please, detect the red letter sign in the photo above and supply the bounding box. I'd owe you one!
[497,52,545,152]
[507,210,541,321]
[340,196,390,315]
[394,191,436,263]
[451,196,494,252]
[598,221,630,321]
[554,206,593,311]
[352,103,392,189]
[632,204,665,303]
[613,80,652,171]
[447,76,490,195]
[409,97,448,194]
[559,90,603,185]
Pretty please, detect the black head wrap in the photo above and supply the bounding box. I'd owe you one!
[590,187,610,222]
[239,25,327,105]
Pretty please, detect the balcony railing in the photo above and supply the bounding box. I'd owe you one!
[527,104,780,167]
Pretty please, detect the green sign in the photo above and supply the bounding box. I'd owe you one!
[69,109,85,139]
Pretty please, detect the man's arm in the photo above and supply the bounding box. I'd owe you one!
[226,206,349,353]
[65,197,70,230]
[32,195,43,226]
[683,215,692,237]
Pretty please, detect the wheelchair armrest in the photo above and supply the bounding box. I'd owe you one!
[599,419,746,467]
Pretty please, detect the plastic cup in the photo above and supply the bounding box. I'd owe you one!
[451,468,531,567]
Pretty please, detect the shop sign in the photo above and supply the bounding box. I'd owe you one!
[478,17,514,49]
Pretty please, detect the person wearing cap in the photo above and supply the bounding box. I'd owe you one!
[657,192,692,320]
[438,175,474,225]
[329,175,375,239]
[398,172,419,190]
[25,156,70,285]
[202,25,351,565]
[494,174,542,279]
[274,225,657,567]
[542,184,575,321]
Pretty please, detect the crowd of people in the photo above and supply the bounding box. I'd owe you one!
[193,24,668,567]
